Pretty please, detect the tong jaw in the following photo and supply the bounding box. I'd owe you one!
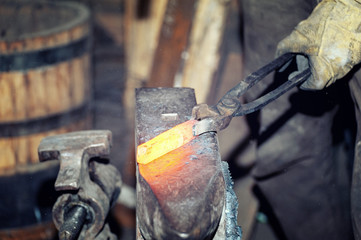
[192,98,239,136]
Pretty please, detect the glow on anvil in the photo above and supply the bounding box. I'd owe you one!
[136,120,197,165]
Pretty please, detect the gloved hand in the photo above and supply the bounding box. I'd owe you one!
[276,0,361,90]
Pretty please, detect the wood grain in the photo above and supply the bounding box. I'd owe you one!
[123,0,168,125]
[146,0,196,87]
[0,1,90,54]
[0,1,92,173]
[180,0,228,103]
[0,221,57,240]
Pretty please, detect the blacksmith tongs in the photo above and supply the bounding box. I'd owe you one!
[192,53,311,135]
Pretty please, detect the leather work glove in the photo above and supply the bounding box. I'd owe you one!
[276,0,361,90]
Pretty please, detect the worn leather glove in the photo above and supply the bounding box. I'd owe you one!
[276,0,361,90]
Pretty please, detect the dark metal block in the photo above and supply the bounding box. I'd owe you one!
[135,88,225,240]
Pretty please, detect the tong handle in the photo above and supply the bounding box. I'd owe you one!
[215,53,310,117]
[233,68,311,116]
[193,53,311,135]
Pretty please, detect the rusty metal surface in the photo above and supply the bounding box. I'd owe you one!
[135,88,197,143]
[38,130,121,240]
[135,88,225,240]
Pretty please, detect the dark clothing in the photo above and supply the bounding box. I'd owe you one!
[241,0,358,239]
[350,72,361,239]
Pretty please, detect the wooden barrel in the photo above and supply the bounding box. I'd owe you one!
[0,0,93,174]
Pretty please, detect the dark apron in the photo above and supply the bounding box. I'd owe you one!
[241,0,356,239]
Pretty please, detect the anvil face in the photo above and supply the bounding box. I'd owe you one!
[135,88,225,240]
[137,120,197,165]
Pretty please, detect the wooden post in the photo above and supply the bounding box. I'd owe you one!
[179,0,229,103]
[123,0,168,124]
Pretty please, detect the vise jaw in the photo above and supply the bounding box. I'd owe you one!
[38,130,121,240]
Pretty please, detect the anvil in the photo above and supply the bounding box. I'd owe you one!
[135,88,241,240]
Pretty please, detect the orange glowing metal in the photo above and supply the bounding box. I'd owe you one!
[138,141,196,183]
[137,120,197,165]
